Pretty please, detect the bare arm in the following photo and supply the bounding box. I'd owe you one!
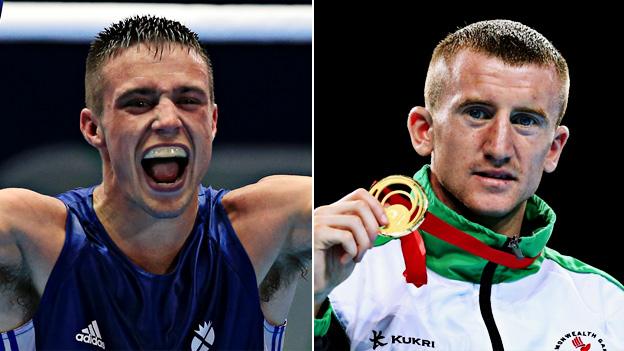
[313,188,387,314]
[0,188,66,331]
[222,175,311,285]
[223,175,311,326]
[0,190,26,331]
[260,273,299,325]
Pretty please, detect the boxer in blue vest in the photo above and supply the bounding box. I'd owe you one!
[0,15,310,350]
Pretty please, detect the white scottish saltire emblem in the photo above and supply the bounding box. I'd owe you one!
[191,321,215,351]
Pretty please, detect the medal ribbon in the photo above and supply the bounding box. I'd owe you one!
[382,186,540,288]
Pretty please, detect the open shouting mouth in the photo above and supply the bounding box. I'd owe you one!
[141,145,190,192]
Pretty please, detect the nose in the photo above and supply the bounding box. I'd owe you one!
[482,114,513,167]
[151,98,182,135]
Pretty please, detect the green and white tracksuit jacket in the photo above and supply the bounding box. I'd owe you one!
[315,166,624,351]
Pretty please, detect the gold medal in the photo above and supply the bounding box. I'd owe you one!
[369,175,428,238]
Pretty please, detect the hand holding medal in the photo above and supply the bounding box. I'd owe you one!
[368,175,429,238]
[369,175,429,287]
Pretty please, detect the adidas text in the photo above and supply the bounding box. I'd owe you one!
[75,333,106,349]
[75,320,105,350]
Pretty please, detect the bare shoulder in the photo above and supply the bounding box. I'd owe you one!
[222,175,311,216]
[221,175,311,283]
[0,188,66,329]
[0,188,67,274]
[0,188,67,238]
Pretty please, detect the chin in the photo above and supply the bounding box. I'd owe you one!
[141,194,193,219]
[149,208,186,219]
[463,196,520,219]
[469,207,515,219]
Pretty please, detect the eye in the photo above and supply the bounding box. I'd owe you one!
[178,97,200,105]
[122,99,153,114]
[465,107,491,120]
[176,96,205,111]
[512,113,541,127]
[126,99,150,108]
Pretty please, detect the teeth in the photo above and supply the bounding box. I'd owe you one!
[143,146,187,159]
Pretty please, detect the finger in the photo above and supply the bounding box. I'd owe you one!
[316,200,380,245]
[315,225,357,262]
[340,188,388,227]
[316,214,371,262]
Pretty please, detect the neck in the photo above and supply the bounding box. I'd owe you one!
[429,173,525,237]
[465,203,526,237]
[92,183,199,274]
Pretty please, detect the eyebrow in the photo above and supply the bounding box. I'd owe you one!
[115,86,209,106]
[175,86,209,97]
[456,98,549,121]
[456,98,495,111]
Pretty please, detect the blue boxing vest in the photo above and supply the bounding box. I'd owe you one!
[33,186,264,350]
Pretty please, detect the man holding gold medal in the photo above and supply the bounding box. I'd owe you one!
[314,19,624,350]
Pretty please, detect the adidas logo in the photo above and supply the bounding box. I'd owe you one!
[75,320,106,350]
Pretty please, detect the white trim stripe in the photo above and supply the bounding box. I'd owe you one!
[263,319,287,351]
[0,2,312,43]
[92,320,101,339]
[0,320,35,351]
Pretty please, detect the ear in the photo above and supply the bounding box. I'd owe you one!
[407,106,434,156]
[80,108,105,148]
[543,125,570,173]
[211,104,218,139]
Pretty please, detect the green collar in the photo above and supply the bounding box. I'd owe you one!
[374,165,556,283]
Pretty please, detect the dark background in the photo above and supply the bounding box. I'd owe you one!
[4,0,308,3]
[0,42,311,159]
[314,6,624,283]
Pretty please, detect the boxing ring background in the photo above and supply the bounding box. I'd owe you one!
[0,2,312,349]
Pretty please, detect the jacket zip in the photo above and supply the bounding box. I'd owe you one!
[507,235,524,259]
[479,260,504,351]
[479,236,520,351]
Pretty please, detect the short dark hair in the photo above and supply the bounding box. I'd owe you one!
[425,19,569,124]
[85,15,214,116]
